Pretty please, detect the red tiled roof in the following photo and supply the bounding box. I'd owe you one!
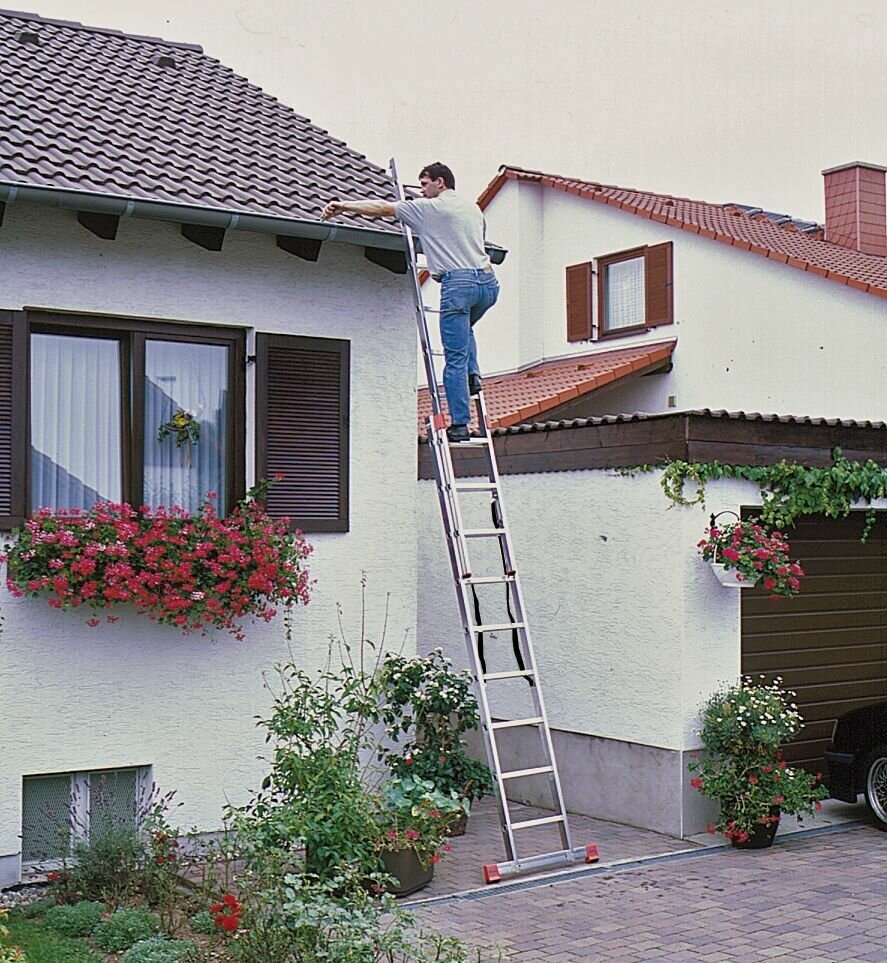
[0,10,396,232]
[418,341,676,433]
[478,166,887,298]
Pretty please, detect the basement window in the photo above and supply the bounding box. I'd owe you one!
[21,767,150,865]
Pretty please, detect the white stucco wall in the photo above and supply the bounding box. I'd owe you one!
[0,203,418,877]
[418,468,763,752]
[474,181,887,420]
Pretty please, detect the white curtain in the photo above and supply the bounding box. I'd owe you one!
[143,340,228,514]
[606,257,645,330]
[30,334,122,510]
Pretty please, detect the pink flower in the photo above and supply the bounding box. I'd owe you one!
[690,777,703,790]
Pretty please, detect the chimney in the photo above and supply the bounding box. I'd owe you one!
[822,162,887,256]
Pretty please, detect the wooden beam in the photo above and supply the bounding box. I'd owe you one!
[181,223,225,251]
[276,235,322,261]
[364,246,407,274]
[77,210,119,240]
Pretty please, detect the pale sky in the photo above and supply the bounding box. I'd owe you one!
[24,0,887,222]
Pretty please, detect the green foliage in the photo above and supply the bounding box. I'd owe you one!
[187,909,216,935]
[3,913,102,963]
[377,649,494,805]
[69,823,144,906]
[660,448,887,539]
[0,908,27,963]
[230,869,493,963]
[229,660,381,882]
[689,678,828,841]
[121,937,199,963]
[19,899,55,920]
[42,902,104,938]
[377,776,464,866]
[93,908,160,952]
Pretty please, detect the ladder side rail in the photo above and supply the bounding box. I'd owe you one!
[427,429,519,863]
[473,393,576,854]
[428,426,473,589]
[390,158,443,417]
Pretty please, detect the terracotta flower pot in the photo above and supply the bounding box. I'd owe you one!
[381,847,433,896]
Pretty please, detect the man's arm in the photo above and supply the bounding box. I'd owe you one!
[321,199,397,221]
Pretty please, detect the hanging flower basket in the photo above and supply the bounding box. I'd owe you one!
[709,562,756,589]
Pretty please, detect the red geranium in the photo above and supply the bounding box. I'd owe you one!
[210,893,242,933]
[2,480,313,640]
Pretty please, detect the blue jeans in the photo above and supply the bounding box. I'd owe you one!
[439,268,500,425]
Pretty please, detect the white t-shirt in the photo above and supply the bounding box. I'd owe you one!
[394,190,491,275]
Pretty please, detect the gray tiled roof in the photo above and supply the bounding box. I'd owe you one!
[0,9,397,233]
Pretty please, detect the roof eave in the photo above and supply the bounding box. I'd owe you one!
[0,181,408,251]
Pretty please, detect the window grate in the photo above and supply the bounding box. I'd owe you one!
[21,774,73,862]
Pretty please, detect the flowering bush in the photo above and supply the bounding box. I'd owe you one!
[376,777,458,868]
[2,478,312,640]
[697,520,804,597]
[376,649,494,806]
[689,678,828,843]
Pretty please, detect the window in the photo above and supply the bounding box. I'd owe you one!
[565,242,674,342]
[21,767,149,864]
[1,314,350,533]
[14,312,244,518]
[599,243,673,336]
[255,334,350,533]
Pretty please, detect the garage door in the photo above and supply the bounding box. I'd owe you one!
[741,512,887,775]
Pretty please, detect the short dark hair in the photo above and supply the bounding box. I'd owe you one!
[419,162,455,189]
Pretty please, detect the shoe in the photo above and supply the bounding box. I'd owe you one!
[469,374,483,396]
[446,424,471,443]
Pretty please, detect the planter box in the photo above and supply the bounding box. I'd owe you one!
[381,848,433,896]
[710,562,756,589]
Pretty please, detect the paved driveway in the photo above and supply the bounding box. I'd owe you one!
[412,824,887,961]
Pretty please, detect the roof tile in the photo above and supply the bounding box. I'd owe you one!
[479,166,887,297]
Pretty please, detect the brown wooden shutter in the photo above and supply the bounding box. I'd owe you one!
[255,334,350,533]
[0,311,25,529]
[565,262,594,341]
[644,242,673,327]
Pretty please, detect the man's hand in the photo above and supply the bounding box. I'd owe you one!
[321,200,345,221]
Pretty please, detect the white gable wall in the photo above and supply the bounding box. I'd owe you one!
[0,204,418,884]
[477,182,886,420]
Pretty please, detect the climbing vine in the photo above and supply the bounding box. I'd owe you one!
[657,448,887,540]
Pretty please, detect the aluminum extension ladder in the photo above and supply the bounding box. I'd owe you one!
[390,159,599,883]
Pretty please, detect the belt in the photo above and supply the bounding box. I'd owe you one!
[432,266,494,282]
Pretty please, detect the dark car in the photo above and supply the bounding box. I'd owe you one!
[825,701,887,830]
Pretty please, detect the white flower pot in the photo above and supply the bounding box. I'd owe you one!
[710,562,756,589]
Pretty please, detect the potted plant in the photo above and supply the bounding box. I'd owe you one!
[375,776,459,895]
[376,649,494,832]
[697,520,804,597]
[689,677,828,847]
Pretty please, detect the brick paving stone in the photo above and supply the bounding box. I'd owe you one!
[412,823,887,962]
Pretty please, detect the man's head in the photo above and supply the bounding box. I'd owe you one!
[419,162,455,197]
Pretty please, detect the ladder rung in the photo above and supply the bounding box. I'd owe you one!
[491,717,544,730]
[422,304,441,313]
[454,482,498,492]
[511,814,565,830]
[483,668,534,681]
[462,528,506,538]
[451,438,491,448]
[471,622,525,634]
[463,575,515,585]
[501,766,553,780]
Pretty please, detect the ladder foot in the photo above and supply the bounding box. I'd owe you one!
[585,844,600,864]
[482,863,501,884]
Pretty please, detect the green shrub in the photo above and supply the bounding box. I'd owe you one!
[20,896,56,919]
[122,937,199,963]
[188,909,216,935]
[42,901,104,938]
[94,908,159,952]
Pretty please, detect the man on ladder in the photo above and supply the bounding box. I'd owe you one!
[322,161,499,443]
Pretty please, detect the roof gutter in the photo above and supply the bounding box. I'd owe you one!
[0,181,408,251]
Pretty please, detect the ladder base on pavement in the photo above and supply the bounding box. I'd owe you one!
[483,844,600,883]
